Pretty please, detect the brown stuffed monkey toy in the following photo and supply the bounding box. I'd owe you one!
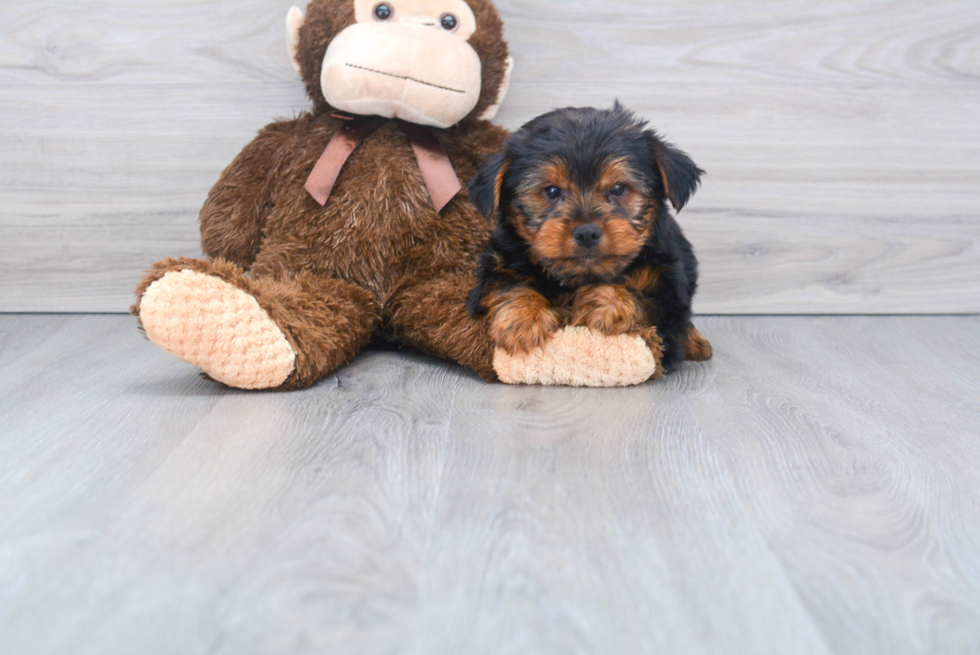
[132,0,661,390]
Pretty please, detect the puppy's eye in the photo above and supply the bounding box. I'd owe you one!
[440,14,458,31]
[544,185,562,201]
[374,3,393,20]
[610,183,629,198]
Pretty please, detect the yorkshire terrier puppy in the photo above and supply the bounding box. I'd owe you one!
[467,103,713,372]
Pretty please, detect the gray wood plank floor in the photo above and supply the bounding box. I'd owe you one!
[1,315,978,655]
[2,0,979,313]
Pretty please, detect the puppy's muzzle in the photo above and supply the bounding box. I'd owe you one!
[573,225,603,249]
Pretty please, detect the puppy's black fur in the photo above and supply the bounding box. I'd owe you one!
[467,103,710,371]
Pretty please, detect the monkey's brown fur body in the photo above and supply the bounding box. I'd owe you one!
[133,1,514,389]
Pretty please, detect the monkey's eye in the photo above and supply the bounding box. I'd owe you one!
[610,183,629,198]
[374,3,393,20]
[544,185,562,201]
[440,14,459,31]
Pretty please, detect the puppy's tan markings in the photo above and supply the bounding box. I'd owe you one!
[637,327,667,379]
[597,158,641,199]
[681,327,713,362]
[515,159,572,225]
[571,284,644,336]
[538,159,573,192]
[490,161,509,215]
[488,255,534,290]
[625,267,660,294]
[531,217,576,262]
[599,218,648,264]
[488,288,561,354]
[597,158,631,188]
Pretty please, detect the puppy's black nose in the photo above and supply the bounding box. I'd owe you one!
[573,225,603,249]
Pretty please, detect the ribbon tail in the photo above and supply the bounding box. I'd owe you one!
[305,117,384,206]
[401,122,463,213]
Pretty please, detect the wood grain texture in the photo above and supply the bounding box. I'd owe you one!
[1,0,979,313]
[1,315,979,654]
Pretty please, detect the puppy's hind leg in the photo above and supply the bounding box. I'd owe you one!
[681,325,713,362]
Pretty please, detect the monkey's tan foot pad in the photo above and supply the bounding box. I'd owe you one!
[493,326,659,387]
[138,270,296,390]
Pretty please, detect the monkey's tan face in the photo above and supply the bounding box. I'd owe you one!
[319,0,484,128]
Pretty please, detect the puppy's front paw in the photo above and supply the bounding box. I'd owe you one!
[571,284,644,336]
[490,290,561,355]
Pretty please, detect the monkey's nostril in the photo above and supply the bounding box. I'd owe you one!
[573,225,603,249]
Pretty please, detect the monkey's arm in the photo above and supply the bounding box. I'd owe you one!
[200,120,296,269]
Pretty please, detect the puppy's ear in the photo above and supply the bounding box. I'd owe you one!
[651,137,703,212]
[468,153,509,218]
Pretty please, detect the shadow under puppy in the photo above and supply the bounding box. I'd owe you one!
[467,103,713,374]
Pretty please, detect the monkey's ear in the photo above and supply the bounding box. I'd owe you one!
[652,138,703,212]
[468,153,509,218]
[286,6,306,75]
[479,56,515,122]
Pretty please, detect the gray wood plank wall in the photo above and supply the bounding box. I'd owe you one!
[1,0,978,314]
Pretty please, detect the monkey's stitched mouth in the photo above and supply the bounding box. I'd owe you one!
[345,63,466,94]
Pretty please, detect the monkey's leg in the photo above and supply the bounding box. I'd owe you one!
[387,270,498,381]
[133,258,380,390]
[387,270,663,387]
